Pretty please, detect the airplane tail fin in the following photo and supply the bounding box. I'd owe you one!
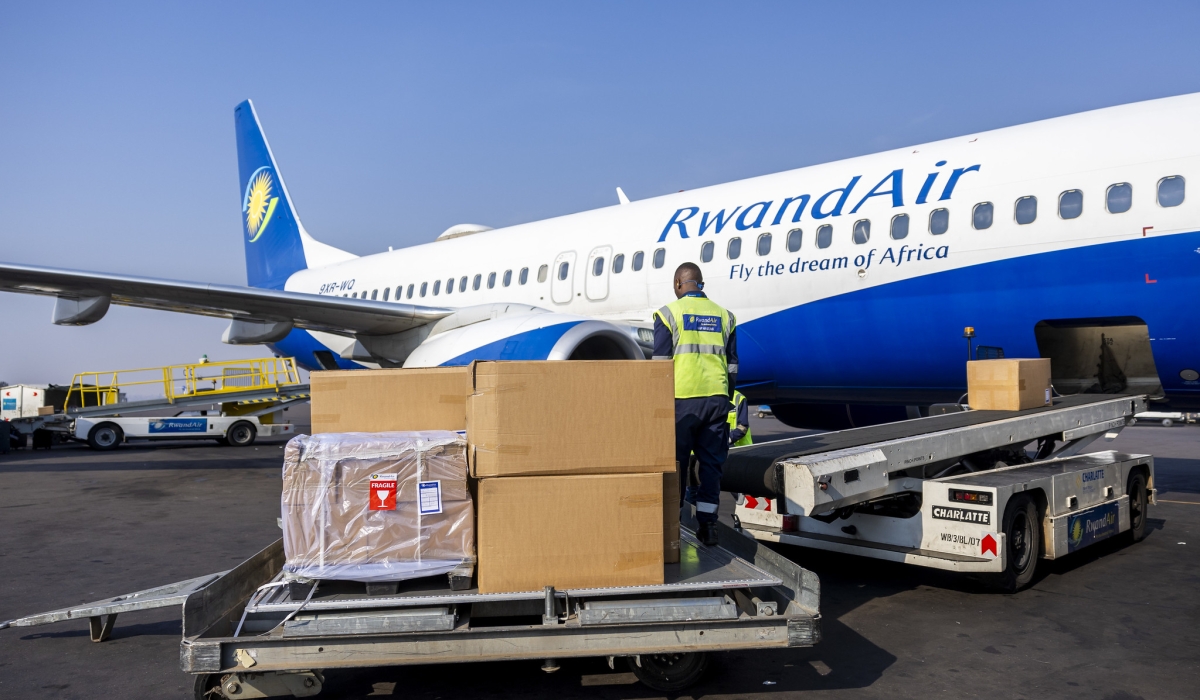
[234,100,354,290]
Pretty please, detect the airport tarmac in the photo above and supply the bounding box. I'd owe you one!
[0,413,1197,700]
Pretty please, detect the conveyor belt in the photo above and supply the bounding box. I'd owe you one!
[721,394,1139,496]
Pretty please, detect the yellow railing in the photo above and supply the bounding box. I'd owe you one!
[65,357,302,409]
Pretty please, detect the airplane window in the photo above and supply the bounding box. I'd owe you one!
[890,214,910,239]
[503,269,513,286]
[459,276,468,292]
[1058,190,1083,219]
[371,289,378,300]
[1015,196,1037,225]
[816,225,832,248]
[430,281,438,295]
[787,228,802,252]
[445,278,453,294]
[537,265,549,282]
[929,209,949,235]
[473,274,481,291]
[407,284,414,299]
[558,261,570,280]
[612,254,625,273]
[396,286,404,300]
[632,252,644,271]
[727,237,742,259]
[382,287,390,301]
[757,233,773,255]
[700,241,714,263]
[972,203,993,230]
[519,267,529,284]
[487,272,496,289]
[653,248,666,268]
[852,220,870,245]
[1158,176,1185,207]
[1107,183,1132,213]
[592,257,605,276]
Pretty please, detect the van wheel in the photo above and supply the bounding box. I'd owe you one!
[1126,471,1149,542]
[87,423,123,451]
[226,422,256,447]
[628,652,708,692]
[985,494,1041,593]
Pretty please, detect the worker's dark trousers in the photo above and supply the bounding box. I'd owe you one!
[674,396,731,524]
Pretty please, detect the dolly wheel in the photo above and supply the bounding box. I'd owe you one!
[226,421,257,447]
[193,673,223,700]
[87,423,123,451]
[1126,471,1149,542]
[985,494,1041,593]
[628,652,709,692]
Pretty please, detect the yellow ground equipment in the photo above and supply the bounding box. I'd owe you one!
[64,357,302,411]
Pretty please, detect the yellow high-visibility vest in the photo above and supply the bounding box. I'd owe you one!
[728,390,752,446]
[654,294,734,399]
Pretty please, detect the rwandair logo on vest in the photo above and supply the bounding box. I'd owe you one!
[243,166,280,243]
[683,314,723,333]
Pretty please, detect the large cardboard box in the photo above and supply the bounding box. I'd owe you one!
[967,359,1053,411]
[476,473,665,593]
[467,360,675,478]
[311,367,470,434]
[281,431,475,582]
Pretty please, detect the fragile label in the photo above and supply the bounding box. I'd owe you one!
[369,473,397,511]
[418,480,443,515]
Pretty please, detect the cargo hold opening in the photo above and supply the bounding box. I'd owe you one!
[1034,316,1163,398]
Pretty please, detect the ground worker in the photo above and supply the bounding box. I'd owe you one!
[729,389,752,447]
[653,262,737,546]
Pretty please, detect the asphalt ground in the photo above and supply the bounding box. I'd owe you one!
[0,412,1197,700]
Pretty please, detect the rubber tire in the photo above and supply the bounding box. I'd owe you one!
[986,494,1041,593]
[1162,419,1173,427]
[1126,471,1149,543]
[193,673,222,700]
[87,423,123,451]
[225,422,256,447]
[628,652,708,692]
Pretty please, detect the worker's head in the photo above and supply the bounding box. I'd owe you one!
[673,263,703,298]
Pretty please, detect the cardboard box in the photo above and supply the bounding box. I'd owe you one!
[663,469,681,564]
[467,360,675,478]
[476,473,665,593]
[281,431,475,582]
[36,406,55,416]
[967,359,1053,411]
[311,367,470,434]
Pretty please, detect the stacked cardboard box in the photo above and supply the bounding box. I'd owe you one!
[466,360,676,593]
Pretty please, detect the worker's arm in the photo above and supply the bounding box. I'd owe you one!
[726,327,738,398]
[652,316,673,359]
[729,395,750,444]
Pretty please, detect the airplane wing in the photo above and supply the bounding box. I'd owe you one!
[0,261,451,337]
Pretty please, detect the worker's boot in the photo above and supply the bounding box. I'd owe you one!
[698,521,719,546]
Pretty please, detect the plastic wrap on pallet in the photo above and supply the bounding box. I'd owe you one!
[281,431,475,582]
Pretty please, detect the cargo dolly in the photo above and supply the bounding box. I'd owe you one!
[723,394,1156,590]
[1,520,820,698]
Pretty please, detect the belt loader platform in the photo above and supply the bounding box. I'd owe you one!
[723,395,1155,590]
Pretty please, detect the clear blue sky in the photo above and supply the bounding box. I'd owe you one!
[3,1,1200,383]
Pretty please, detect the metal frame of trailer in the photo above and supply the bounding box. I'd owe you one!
[1,520,820,699]
[725,395,1156,586]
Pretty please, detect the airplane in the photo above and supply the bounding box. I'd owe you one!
[2,93,1198,429]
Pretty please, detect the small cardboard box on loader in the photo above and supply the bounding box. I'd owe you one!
[967,358,1053,411]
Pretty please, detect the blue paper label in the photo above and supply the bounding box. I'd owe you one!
[2,398,15,410]
[418,481,443,515]
[1067,502,1120,552]
[148,418,207,434]
[682,314,722,333]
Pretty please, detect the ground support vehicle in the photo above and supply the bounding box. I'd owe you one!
[74,413,296,450]
[724,395,1156,590]
[1,520,819,698]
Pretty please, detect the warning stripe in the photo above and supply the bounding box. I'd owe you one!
[738,494,774,512]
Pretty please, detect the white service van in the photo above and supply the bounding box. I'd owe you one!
[72,413,294,450]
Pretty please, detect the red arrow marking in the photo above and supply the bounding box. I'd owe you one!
[1146,274,1157,284]
[744,495,758,509]
[1143,226,1154,237]
[982,534,998,556]
[764,499,772,512]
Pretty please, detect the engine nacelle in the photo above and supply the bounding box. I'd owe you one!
[401,308,643,367]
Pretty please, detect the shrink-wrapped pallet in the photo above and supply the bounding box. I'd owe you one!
[281,431,474,582]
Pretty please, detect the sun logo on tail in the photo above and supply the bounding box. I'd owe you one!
[243,167,280,242]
